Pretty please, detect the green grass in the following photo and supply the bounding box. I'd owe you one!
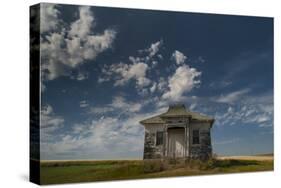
[40,159,273,185]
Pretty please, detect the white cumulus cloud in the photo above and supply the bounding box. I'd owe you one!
[69,6,94,38]
[103,62,151,88]
[171,50,187,65]
[147,40,163,58]
[41,4,60,32]
[162,65,201,101]
[41,6,116,81]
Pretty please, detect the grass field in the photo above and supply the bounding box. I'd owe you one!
[39,156,273,185]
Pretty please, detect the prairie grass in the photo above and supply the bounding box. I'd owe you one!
[39,158,273,185]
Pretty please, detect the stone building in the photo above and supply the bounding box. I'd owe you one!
[140,104,214,160]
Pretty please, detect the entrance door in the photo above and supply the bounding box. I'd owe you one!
[168,128,185,158]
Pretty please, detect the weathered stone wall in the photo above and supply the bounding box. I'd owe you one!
[190,123,212,160]
[143,124,165,159]
[143,121,212,160]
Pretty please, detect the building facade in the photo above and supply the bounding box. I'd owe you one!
[140,104,214,160]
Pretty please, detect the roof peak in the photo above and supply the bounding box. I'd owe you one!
[166,103,189,115]
[169,103,185,107]
[167,103,187,112]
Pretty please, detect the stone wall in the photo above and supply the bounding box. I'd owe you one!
[190,129,212,160]
[143,125,165,159]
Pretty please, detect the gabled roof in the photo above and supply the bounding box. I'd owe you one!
[160,104,190,117]
[139,115,165,124]
[140,104,214,125]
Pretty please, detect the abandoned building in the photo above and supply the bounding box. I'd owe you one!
[140,104,214,160]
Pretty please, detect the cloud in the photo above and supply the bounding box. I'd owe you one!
[209,80,232,88]
[41,115,144,159]
[171,50,187,65]
[197,56,205,63]
[41,4,60,32]
[129,40,163,65]
[189,103,197,110]
[157,77,168,92]
[40,90,273,159]
[147,40,163,58]
[213,92,273,127]
[41,104,64,142]
[79,100,89,108]
[40,99,164,160]
[162,65,201,101]
[111,96,142,112]
[40,101,170,160]
[41,6,116,81]
[213,88,250,104]
[150,82,157,93]
[213,138,241,145]
[98,40,201,101]
[98,40,201,100]
[98,39,201,100]
[128,56,143,64]
[256,115,270,123]
[69,6,94,38]
[41,82,46,92]
[41,104,64,129]
[219,49,273,82]
[102,62,151,88]
[76,71,89,81]
[98,40,165,96]
[89,96,142,116]
[89,106,115,115]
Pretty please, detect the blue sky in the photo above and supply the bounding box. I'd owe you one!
[40,3,273,160]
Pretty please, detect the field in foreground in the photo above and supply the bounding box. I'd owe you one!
[40,156,273,185]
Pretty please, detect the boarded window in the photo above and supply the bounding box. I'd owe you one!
[156,131,164,145]
[192,130,200,144]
